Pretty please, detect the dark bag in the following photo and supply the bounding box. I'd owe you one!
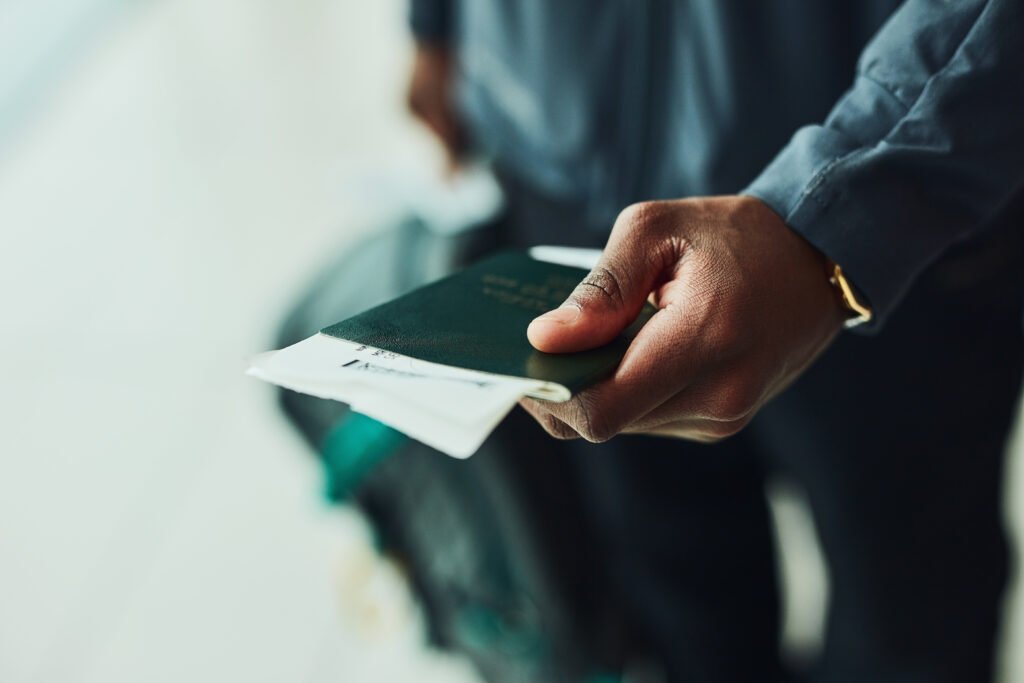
[273,215,628,683]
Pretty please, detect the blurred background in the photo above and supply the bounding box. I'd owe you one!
[0,2,1021,682]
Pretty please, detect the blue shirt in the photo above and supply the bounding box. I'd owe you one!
[411,0,1024,330]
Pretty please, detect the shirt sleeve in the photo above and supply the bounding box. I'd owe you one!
[409,0,453,44]
[744,0,1024,332]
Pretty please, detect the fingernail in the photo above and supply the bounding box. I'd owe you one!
[532,305,581,325]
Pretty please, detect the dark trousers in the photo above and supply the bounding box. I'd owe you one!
[496,172,1024,682]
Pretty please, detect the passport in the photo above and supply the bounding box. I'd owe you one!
[248,248,653,458]
[321,251,654,400]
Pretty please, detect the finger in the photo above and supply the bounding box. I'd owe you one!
[519,398,581,440]
[527,203,683,354]
[534,293,716,441]
[619,377,758,440]
[422,107,459,150]
[408,88,464,158]
[622,414,749,443]
[548,350,756,443]
[529,388,745,444]
[438,119,467,168]
[585,299,707,430]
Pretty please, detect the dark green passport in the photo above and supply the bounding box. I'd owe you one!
[321,251,654,401]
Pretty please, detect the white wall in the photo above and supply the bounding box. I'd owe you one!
[0,2,474,682]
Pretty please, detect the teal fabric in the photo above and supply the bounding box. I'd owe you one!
[410,0,1024,331]
[320,413,406,503]
[455,604,547,660]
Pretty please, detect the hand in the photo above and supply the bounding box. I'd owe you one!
[407,43,466,168]
[521,195,846,443]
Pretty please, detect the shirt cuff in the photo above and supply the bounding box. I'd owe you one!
[744,79,915,333]
[410,0,453,45]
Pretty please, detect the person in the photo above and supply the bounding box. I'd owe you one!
[406,1,1024,681]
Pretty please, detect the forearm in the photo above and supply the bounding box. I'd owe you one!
[745,0,1024,331]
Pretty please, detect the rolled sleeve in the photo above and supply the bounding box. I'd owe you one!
[745,0,1024,332]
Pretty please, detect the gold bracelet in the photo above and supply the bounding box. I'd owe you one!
[828,262,873,329]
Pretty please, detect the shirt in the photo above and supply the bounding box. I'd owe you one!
[410,0,1024,330]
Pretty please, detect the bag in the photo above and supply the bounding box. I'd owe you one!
[274,214,628,682]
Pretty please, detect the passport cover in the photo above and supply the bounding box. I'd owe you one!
[321,251,654,399]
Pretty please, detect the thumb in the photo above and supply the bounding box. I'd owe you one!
[528,227,664,354]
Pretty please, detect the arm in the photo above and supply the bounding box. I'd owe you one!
[746,0,1024,331]
[407,0,465,164]
[522,0,1024,443]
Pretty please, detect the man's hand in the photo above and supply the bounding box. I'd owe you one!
[521,195,846,443]
[407,44,465,167]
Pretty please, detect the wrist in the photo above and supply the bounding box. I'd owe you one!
[742,194,848,335]
[415,40,451,54]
